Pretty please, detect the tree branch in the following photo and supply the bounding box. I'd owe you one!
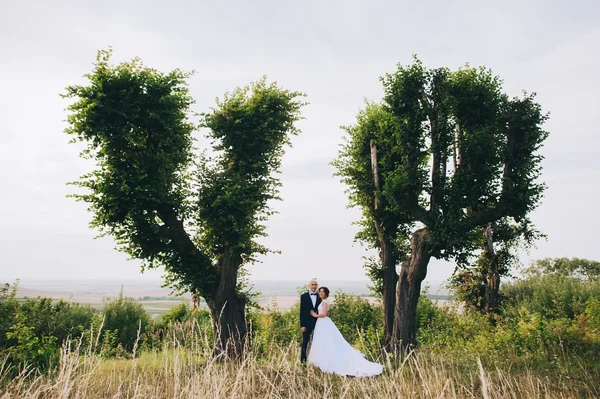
[370,141,381,211]
[157,205,217,296]
[405,194,429,223]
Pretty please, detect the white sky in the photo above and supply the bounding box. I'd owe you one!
[0,0,599,284]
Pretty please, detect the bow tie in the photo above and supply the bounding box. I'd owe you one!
[310,292,317,296]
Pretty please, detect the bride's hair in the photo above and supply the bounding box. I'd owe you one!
[319,286,330,298]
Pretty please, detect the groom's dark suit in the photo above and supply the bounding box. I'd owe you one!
[300,291,321,363]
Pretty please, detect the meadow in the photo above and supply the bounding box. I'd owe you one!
[1,275,598,398]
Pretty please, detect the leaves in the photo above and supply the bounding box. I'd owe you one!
[196,78,306,263]
[64,49,213,296]
[335,57,548,289]
[64,52,306,301]
[524,257,600,280]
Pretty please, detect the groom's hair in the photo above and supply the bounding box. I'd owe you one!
[319,286,330,298]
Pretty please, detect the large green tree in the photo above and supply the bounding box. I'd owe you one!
[335,58,548,350]
[63,50,305,358]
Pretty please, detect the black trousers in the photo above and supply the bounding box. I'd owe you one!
[301,325,315,363]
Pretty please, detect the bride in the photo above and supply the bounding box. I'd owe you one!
[307,286,384,377]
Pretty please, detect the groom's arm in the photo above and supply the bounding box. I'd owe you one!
[299,295,307,331]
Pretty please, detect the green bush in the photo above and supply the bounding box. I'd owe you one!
[5,312,58,371]
[254,302,301,349]
[160,303,192,326]
[100,291,150,352]
[502,275,600,319]
[0,282,96,371]
[0,283,20,349]
[19,298,97,345]
[413,274,600,366]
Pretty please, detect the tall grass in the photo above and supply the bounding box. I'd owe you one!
[1,319,597,399]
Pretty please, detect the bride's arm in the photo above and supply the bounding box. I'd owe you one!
[311,301,328,318]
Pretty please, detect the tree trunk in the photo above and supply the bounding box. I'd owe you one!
[391,228,431,352]
[483,223,500,315]
[206,246,247,360]
[381,237,397,348]
[370,140,398,348]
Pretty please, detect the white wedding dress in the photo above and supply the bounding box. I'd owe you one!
[307,300,384,377]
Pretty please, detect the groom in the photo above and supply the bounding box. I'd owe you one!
[299,278,321,364]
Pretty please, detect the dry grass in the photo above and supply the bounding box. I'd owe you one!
[0,322,597,399]
[1,345,598,398]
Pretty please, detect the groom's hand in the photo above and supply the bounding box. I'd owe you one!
[301,327,306,333]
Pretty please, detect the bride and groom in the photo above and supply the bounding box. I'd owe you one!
[300,279,384,377]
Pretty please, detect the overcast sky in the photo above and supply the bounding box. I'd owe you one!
[0,0,598,285]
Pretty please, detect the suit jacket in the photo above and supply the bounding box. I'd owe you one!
[300,292,321,330]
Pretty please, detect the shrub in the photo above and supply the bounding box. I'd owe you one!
[501,275,600,319]
[0,283,20,349]
[254,302,301,349]
[5,312,58,371]
[19,298,97,345]
[160,303,192,326]
[100,290,150,352]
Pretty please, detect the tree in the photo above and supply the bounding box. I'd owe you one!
[333,102,411,347]
[448,218,542,315]
[63,49,305,358]
[523,257,600,279]
[335,58,548,350]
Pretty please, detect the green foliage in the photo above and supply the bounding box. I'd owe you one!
[334,56,549,292]
[195,78,306,303]
[62,50,307,358]
[18,298,97,346]
[100,290,150,352]
[0,282,96,355]
[501,274,600,320]
[448,268,487,311]
[523,257,600,279]
[448,218,544,313]
[0,282,95,371]
[383,59,548,258]
[5,313,58,371]
[253,302,302,348]
[415,272,600,365]
[159,303,212,329]
[62,49,212,296]
[198,78,305,259]
[62,50,307,331]
[363,256,384,298]
[160,303,192,325]
[333,100,410,272]
[0,282,20,349]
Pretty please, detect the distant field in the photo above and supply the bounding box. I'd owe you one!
[9,279,451,317]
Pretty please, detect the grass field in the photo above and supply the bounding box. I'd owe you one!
[1,337,597,399]
[2,280,598,398]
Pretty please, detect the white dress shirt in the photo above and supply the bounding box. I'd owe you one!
[309,291,317,307]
